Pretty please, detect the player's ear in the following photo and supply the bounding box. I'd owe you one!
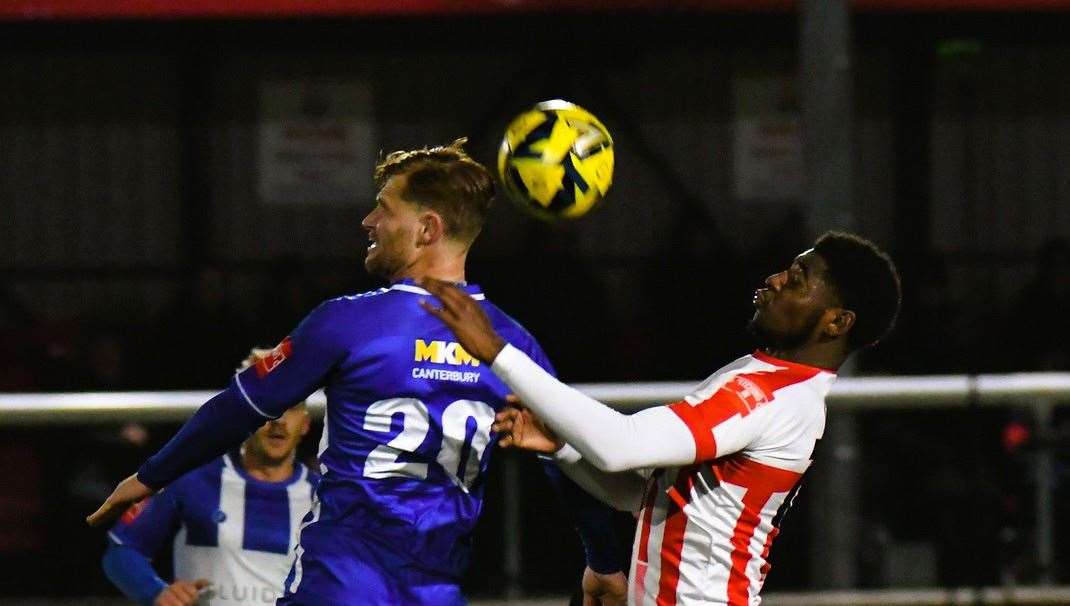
[824,308,856,340]
[418,211,445,246]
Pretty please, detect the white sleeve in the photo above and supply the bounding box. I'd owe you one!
[492,344,696,472]
[550,445,648,512]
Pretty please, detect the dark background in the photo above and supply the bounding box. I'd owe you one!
[1,4,1068,600]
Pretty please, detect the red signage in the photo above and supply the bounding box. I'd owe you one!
[2,0,1065,21]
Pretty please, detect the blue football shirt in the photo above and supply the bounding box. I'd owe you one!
[226,280,554,602]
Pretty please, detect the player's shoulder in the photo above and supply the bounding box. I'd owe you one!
[316,287,393,311]
[686,352,833,408]
[727,352,834,407]
[746,351,835,387]
[298,288,396,329]
[479,297,541,348]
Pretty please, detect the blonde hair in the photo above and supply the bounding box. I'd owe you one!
[374,138,495,245]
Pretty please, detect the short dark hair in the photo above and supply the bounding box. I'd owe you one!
[813,231,902,350]
[374,138,495,245]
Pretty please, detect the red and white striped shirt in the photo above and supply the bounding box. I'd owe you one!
[490,344,835,606]
[630,351,833,606]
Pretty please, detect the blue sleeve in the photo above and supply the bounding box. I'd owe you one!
[138,301,349,490]
[108,490,182,556]
[137,387,264,490]
[103,491,180,605]
[232,299,350,416]
[525,340,625,575]
[540,456,627,574]
[102,543,168,606]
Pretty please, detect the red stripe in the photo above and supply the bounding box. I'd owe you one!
[669,363,821,463]
[716,455,802,493]
[3,0,1062,21]
[726,488,774,606]
[716,455,802,605]
[655,466,696,606]
[667,401,718,460]
[758,527,779,580]
[633,471,664,606]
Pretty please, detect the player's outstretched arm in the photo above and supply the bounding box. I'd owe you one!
[421,279,696,472]
[89,301,349,527]
[87,385,269,527]
[88,473,154,527]
[495,406,647,511]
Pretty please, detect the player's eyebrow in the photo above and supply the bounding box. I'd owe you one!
[796,258,811,280]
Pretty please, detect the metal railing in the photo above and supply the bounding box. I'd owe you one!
[2,371,1069,597]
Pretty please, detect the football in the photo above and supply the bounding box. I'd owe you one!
[497,100,614,221]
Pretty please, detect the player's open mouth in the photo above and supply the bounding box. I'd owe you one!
[753,290,768,307]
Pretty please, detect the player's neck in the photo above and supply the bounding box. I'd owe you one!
[241,449,297,483]
[396,249,468,284]
[761,342,846,372]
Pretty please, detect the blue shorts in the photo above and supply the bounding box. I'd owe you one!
[277,522,466,606]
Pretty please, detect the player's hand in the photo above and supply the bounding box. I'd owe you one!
[418,278,506,363]
[154,579,210,606]
[86,473,155,527]
[581,567,628,606]
[492,399,562,454]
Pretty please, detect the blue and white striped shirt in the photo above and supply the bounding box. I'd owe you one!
[111,453,317,605]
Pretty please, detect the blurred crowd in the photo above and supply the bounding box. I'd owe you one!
[0,233,1067,597]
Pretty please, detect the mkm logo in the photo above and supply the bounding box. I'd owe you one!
[414,339,481,367]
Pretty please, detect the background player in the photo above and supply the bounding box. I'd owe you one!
[102,366,314,606]
[89,139,624,605]
[421,231,901,605]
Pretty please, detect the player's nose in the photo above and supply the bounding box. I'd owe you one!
[765,271,786,291]
[360,208,380,229]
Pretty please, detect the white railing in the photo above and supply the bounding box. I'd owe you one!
[2,372,1069,424]
[2,372,1068,598]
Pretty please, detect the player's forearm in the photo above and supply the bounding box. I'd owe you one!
[101,543,167,606]
[552,446,647,512]
[137,383,266,490]
[540,457,626,573]
[491,344,696,472]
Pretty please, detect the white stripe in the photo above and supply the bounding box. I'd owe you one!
[107,531,124,545]
[288,497,321,594]
[690,480,739,605]
[317,407,330,476]
[233,374,273,419]
[285,466,313,553]
[289,545,305,594]
[390,283,486,300]
[677,514,717,605]
[746,491,790,597]
[218,463,246,554]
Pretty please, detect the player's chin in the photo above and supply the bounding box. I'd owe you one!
[263,449,293,465]
[746,314,774,346]
[363,253,382,276]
